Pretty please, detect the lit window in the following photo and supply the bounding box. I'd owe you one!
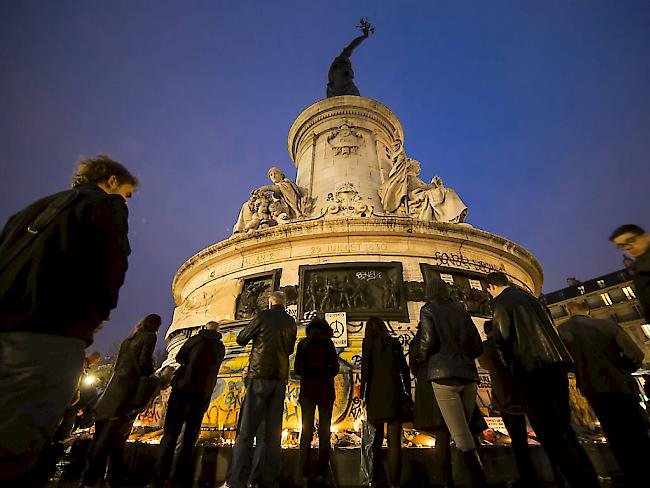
[622,286,637,300]
[597,280,605,289]
[641,324,650,339]
[578,285,585,295]
[600,293,613,306]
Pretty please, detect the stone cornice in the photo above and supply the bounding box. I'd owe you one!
[287,96,405,165]
[172,217,544,302]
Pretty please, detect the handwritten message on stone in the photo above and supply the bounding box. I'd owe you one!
[433,251,506,274]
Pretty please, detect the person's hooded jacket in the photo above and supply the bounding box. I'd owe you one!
[294,320,339,405]
[172,328,225,404]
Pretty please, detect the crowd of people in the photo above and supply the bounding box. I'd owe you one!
[1,154,650,488]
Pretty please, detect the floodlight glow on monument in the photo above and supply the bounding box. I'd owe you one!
[135,21,543,445]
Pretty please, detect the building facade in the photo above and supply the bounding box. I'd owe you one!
[541,268,650,364]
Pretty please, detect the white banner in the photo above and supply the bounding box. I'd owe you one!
[484,416,509,435]
[325,312,348,347]
[286,304,298,320]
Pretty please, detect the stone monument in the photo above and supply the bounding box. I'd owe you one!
[160,23,543,436]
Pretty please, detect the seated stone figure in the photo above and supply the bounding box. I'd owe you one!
[378,149,467,223]
[233,191,276,233]
[233,168,309,234]
[257,167,305,220]
[378,151,411,213]
[408,174,468,224]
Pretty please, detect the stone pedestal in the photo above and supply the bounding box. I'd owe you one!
[161,96,544,434]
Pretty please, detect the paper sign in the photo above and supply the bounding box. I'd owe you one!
[325,312,348,347]
[485,416,509,435]
[440,273,454,285]
[286,304,298,320]
[469,279,483,290]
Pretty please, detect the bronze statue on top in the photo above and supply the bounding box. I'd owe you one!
[327,18,374,98]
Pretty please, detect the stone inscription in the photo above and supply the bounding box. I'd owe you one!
[309,242,388,255]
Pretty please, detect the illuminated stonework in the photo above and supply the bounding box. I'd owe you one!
[158,96,544,435]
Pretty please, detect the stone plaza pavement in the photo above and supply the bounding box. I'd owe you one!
[35,442,625,488]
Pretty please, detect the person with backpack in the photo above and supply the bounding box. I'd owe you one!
[294,316,340,485]
[0,155,136,480]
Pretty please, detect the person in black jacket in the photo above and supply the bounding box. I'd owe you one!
[294,317,339,483]
[417,279,486,488]
[361,317,411,488]
[409,327,453,487]
[559,300,650,487]
[0,155,136,480]
[479,321,540,488]
[153,320,226,488]
[225,291,297,488]
[486,272,599,488]
[81,314,161,488]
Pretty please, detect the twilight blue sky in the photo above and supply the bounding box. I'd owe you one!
[1,1,649,354]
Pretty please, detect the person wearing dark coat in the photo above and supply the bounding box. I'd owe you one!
[485,272,600,488]
[417,279,486,488]
[0,155,135,480]
[294,317,340,482]
[410,327,453,487]
[610,224,650,320]
[225,291,297,488]
[558,301,650,487]
[360,317,411,488]
[153,320,226,488]
[81,314,161,488]
[478,321,540,488]
[409,326,487,488]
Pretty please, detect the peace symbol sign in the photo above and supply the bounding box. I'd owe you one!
[330,320,345,338]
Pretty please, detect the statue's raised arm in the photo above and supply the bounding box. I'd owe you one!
[326,18,374,98]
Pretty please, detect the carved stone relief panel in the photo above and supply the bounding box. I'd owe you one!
[235,269,282,321]
[298,262,408,321]
[420,264,493,317]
